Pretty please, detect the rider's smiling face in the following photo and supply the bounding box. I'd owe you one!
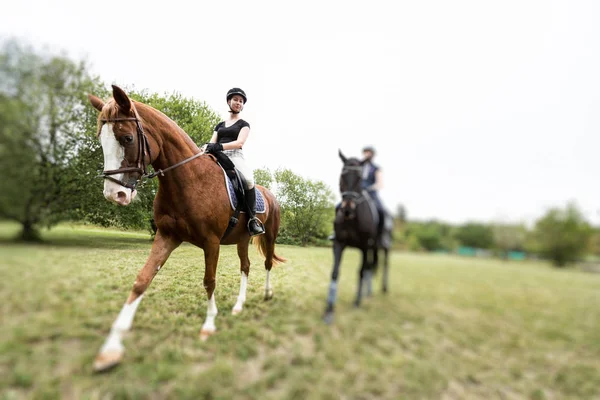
[363,150,374,161]
[228,95,245,112]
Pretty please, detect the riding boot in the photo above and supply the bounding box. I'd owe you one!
[245,187,265,236]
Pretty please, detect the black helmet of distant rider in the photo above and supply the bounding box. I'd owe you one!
[227,88,247,114]
[362,145,376,161]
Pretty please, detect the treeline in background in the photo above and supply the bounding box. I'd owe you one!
[1,39,598,268]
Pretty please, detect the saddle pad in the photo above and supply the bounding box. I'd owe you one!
[223,172,266,214]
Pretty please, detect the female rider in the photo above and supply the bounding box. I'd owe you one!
[202,88,265,236]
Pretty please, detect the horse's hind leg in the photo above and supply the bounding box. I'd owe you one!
[382,247,390,294]
[94,231,180,372]
[354,248,369,308]
[366,246,378,297]
[263,234,275,300]
[232,240,250,315]
[324,241,345,324]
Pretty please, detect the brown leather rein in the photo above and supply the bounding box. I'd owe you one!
[100,103,205,190]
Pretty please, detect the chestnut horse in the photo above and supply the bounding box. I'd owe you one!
[88,85,285,372]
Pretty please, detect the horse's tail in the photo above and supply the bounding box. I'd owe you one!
[252,188,286,266]
[252,234,287,266]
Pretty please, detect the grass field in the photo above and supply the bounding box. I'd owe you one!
[1,222,599,399]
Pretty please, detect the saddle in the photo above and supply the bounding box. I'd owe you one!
[362,191,392,248]
[209,151,266,239]
[208,152,247,239]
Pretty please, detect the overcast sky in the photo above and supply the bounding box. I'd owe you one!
[2,0,599,225]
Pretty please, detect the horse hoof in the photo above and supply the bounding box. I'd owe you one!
[93,350,123,373]
[323,311,335,325]
[383,286,388,294]
[353,301,361,309]
[232,307,242,315]
[264,290,274,301]
[200,328,216,342]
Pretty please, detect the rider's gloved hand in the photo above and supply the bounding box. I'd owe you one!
[205,143,223,154]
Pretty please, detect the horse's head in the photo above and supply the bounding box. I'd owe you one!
[338,150,366,219]
[88,85,152,206]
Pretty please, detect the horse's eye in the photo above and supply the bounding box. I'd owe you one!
[121,135,134,145]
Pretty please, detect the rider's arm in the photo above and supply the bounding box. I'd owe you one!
[222,127,249,150]
[209,132,218,143]
[368,169,384,191]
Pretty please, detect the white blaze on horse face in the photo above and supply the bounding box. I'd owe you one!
[99,124,135,205]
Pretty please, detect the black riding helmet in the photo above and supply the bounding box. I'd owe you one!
[226,88,247,104]
[362,145,376,154]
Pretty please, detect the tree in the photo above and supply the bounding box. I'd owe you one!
[0,39,102,240]
[254,167,273,189]
[492,223,527,258]
[589,228,600,258]
[274,168,335,246]
[405,220,455,251]
[532,202,592,267]
[395,204,407,224]
[455,222,495,249]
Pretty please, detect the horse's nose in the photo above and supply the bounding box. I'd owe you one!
[117,191,128,202]
[103,187,132,206]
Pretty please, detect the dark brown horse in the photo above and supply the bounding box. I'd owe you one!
[323,151,391,324]
[88,85,285,372]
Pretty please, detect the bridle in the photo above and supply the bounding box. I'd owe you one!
[340,165,367,207]
[99,102,205,190]
[100,103,152,190]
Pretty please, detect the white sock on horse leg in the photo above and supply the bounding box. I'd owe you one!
[100,294,144,353]
[232,272,248,313]
[202,293,218,332]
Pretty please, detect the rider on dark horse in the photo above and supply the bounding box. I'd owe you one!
[202,88,265,236]
[361,145,386,236]
[329,145,387,241]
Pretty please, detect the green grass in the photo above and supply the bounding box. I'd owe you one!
[1,222,599,399]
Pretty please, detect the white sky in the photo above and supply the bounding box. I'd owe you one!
[2,0,599,225]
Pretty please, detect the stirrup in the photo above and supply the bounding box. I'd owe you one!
[248,217,265,236]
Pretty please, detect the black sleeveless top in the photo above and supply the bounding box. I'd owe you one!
[362,162,380,191]
[214,119,250,145]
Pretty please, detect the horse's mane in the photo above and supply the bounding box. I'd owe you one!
[344,158,362,167]
[97,99,200,153]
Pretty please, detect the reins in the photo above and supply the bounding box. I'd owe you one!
[100,102,206,189]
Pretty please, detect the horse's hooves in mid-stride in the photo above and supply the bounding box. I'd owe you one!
[264,289,274,301]
[199,328,216,342]
[93,350,124,373]
[231,307,243,315]
[323,311,335,325]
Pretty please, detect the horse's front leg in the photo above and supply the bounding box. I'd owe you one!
[94,230,181,372]
[200,241,220,341]
[354,247,368,308]
[324,241,345,324]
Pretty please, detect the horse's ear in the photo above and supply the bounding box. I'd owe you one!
[88,94,105,112]
[338,149,347,164]
[112,85,132,112]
